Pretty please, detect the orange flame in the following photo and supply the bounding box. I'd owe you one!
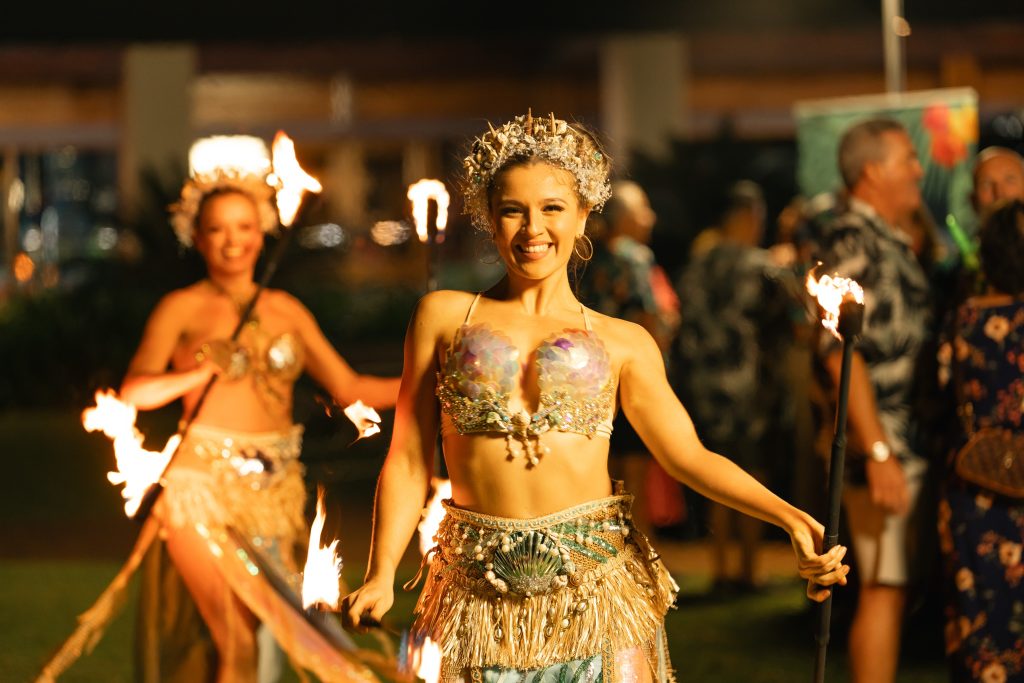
[806,268,864,340]
[13,252,34,283]
[81,390,181,518]
[271,131,323,227]
[301,485,343,610]
[407,179,449,244]
[409,636,442,683]
[417,478,451,557]
[343,400,382,441]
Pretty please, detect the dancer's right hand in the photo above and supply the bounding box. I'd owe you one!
[340,576,394,633]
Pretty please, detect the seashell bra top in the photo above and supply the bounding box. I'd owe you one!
[436,293,615,465]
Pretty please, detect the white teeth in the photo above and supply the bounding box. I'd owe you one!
[521,244,550,254]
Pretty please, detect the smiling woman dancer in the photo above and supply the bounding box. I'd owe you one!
[341,112,849,682]
[122,163,399,683]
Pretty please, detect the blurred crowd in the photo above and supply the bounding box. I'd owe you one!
[578,126,1024,683]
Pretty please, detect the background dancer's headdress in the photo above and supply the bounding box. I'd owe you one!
[170,135,279,247]
[462,110,612,232]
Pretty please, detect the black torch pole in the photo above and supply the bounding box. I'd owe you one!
[423,198,449,481]
[131,203,311,524]
[813,297,864,683]
[425,198,439,294]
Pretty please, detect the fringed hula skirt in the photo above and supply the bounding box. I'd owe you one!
[161,423,308,565]
[411,491,679,683]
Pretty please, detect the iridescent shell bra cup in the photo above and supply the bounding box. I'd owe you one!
[436,296,615,466]
[195,314,305,414]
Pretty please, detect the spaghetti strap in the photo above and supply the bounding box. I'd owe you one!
[464,292,483,324]
[448,293,483,354]
[581,305,594,332]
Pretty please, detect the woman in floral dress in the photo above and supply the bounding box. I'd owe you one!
[938,199,1024,682]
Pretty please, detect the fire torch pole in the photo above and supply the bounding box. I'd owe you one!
[813,296,864,683]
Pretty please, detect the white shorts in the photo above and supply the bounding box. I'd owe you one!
[842,455,928,586]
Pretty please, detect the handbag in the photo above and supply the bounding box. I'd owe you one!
[951,338,1024,498]
[953,415,1024,498]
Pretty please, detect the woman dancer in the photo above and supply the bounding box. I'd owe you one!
[122,164,399,682]
[341,112,849,682]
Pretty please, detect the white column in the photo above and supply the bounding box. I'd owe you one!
[120,44,196,220]
[600,33,690,171]
[2,147,19,266]
[882,0,907,93]
[324,142,368,229]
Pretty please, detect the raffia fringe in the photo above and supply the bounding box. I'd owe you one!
[162,461,306,543]
[411,544,677,677]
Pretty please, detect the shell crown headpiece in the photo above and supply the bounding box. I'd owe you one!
[462,110,612,232]
[170,135,279,248]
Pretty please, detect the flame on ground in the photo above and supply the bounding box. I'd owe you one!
[418,478,451,557]
[806,268,864,340]
[407,179,449,244]
[409,635,442,683]
[81,390,180,518]
[301,485,343,610]
[343,400,382,441]
[271,131,323,227]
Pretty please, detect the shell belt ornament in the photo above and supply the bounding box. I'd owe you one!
[436,324,615,467]
[444,502,632,597]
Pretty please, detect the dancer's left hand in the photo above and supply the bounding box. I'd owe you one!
[788,515,850,603]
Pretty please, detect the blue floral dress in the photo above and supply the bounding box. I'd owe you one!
[937,297,1024,682]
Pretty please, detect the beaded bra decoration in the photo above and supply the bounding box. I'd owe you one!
[461,110,612,233]
[436,322,615,467]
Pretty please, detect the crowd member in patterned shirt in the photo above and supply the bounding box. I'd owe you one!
[577,180,686,538]
[814,118,932,683]
[675,180,795,591]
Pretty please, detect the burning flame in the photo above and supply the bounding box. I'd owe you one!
[806,268,865,340]
[301,485,343,610]
[418,478,451,556]
[188,135,271,179]
[81,390,181,518]
[409,636,442,683]
[343,400,382,441]
[407,179,449,244]
[271,131,323,227]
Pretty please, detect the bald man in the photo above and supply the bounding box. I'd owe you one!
[972,146,1024,214]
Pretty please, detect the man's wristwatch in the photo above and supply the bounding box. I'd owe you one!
[869,440,892,463]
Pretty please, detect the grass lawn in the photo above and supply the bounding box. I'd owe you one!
[2,560,948,683]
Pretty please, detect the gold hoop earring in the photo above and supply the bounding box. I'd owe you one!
[573,234,594,262]
[480,235,501,265]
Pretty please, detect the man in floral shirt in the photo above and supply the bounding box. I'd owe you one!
[814,118,932,683]
[674,180,795,590]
